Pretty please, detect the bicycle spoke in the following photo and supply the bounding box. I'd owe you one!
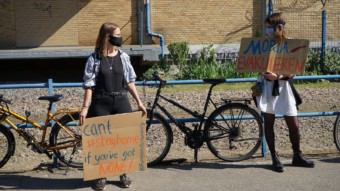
[51,112,83,168]
[205,103,263,162]
[146,112,172,166]
[231,137,261,142]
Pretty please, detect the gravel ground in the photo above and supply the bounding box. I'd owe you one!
[0,85,339,171]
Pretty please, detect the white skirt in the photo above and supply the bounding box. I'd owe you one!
[256,76,297,116]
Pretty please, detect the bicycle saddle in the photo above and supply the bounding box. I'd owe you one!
[203,79,225,85]
[38,94,63,102]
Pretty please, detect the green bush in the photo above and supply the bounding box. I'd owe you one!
[305,50,340,74]
[144,42,259,80]
[144,42,340,80]
[181,44,229,79]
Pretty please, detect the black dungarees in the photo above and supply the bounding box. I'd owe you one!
[88,52,132,117]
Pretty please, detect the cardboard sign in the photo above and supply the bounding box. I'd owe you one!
[236,37,309,75]
[82,111,146,181]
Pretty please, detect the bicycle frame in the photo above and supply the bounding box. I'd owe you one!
[0,103,79,151]
[148,80,221,135]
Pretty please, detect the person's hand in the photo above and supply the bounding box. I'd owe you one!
[263,72,278,81]
[137,102,147,117]
[79,107,88,125]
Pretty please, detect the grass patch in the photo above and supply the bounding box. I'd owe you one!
[295,81,340,89]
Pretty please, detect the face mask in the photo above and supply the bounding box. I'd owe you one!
[265,27,274,37]
[108,36,123,47]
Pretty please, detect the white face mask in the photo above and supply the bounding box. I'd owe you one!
[265,27,274,37]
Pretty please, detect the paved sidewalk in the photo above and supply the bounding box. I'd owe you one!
[0,155,339,191]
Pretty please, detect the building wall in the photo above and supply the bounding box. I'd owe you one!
[0,0,16,48]
[0,0,339,49]
[0,0,137,49]
[273,1,340,42]
[150,0,263,44]
[76,0,137,46]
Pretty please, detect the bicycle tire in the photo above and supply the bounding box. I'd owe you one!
[204,103,263,162]
[334,115,340,151]
[0,126,15,168]
[49,112,82,168]
[147,112,173,166]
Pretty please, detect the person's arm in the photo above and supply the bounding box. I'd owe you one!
[80,88,93,125]
[280,74,294,80]
[263,72,295,81]
[127,82,147,116]
[80,53,98,125]
[263,72,278,81]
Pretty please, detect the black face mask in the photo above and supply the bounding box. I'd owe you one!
[108,36,123,47]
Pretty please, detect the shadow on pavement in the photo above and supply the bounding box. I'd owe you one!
[0,174,92,190]
[148,155,340,171]
[0,162,90,190]
[0,162,132,190]
[319,156,340,163]
[148,157,273,171]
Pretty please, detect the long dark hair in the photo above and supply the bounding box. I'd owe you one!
[95,22,119,56]
[265,12,286,43]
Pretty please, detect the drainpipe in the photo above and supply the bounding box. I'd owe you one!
[320,1,327,73]
[267,0,273,16]
[137,0,144,45]
[145,0,165,58]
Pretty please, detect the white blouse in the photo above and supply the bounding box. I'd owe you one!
[256,75,297,116]
[83,50,136,88]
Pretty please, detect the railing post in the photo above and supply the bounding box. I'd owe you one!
[47,78,54,96]
[267,0,273,16]
[320,9,327,73]
[47,78,58,167]
[47,78,56,112]
[261,114,268,158]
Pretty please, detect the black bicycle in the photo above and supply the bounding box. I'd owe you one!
[146,74,263,166]
[334,111,340,151]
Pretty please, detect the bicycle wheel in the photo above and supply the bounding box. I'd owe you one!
[204,103,263,162]
[49,112,82,168]
[0,126,15,168]
[147,112,172,166]
[334,115,340,151]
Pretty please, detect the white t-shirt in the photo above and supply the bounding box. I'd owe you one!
[256,75,297,116]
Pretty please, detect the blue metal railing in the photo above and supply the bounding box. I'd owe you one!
[1,74,339,158]
[1,74,339,120]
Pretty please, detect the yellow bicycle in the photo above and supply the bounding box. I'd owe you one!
[0,94,81,168]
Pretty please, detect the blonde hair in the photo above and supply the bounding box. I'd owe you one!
[95,22,120,56]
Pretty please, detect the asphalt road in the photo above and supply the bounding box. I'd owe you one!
[0,155,339,191]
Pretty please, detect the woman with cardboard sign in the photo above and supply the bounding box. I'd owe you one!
[80,22,147,190]
[255,12,314,173]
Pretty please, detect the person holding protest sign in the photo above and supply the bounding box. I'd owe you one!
[80,22,147,190]
[256,12,314,173]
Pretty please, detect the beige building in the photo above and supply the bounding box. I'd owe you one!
[0,0,338,82]
[0,1,338,51]
[0,0,264,49]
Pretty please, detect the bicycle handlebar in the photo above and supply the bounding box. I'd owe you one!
[152,72,166,88]
[0,94,11,105]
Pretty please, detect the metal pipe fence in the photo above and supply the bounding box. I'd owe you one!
[1,75,339,158]
[1,75,339,119]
